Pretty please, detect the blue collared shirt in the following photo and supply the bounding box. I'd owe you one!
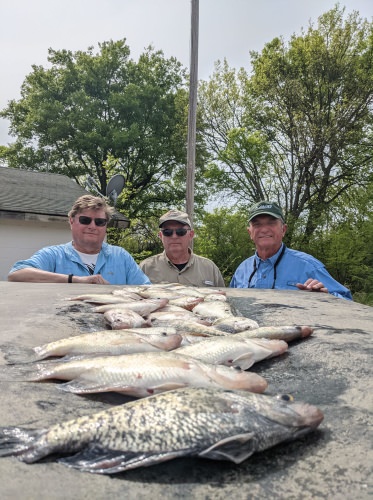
[8,241,151,286]
[230,244,353,300]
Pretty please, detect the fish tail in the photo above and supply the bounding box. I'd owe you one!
[0,362,49,382]
[0,343,39,364]
[0,426,48,463]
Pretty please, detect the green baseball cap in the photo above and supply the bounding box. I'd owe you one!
[248,201,284,222]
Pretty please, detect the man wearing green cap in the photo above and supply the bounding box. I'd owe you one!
[230,201,352,300]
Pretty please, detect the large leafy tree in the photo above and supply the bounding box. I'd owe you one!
[199,6,373,245]
[1,39,208,218]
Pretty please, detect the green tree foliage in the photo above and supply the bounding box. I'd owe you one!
[199,5,373,245]
[193,207,253,285]
[0,39,209,219]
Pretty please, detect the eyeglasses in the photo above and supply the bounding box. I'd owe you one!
[161,228,190,237]
[78,215,108,227]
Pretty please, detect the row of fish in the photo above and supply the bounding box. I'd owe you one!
[0,283,322,474]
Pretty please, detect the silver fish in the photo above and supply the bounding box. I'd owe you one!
[0,328,182,363]
[193,301,234,322]
[93,298,168,315]
[148,310,196,322]
[68,293,134,305]
[175,336,288,369]
[213,316,260,333]
[0,387,324,474]
[104,309,151,329]
[168,296,204,310]
[0,351,268,396]
[237,325,314,342]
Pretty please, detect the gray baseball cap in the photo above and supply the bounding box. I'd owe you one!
[159,209,192,227]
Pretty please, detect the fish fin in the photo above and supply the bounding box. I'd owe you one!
[58,379,188,397]
[0,343,39,364]
[0,426,49,462]
[198,432,256,464]
[231,353,255,370]
[59,445,185,473]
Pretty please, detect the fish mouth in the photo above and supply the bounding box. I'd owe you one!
[292,403,324,428]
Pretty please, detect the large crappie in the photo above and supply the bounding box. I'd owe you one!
[0,387,323,474]
[0,351,268,396]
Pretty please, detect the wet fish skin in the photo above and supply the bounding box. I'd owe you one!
[168,296,204,310]
[237,326,314,342]
[193,301,234,321]
[0,351,268,396]
[93,298,168,316]
[68,294,134,305]
[174,337,288,369]
[0,387,324,474]
[104,309,151,329]
[0,329,182,363]
[213,316,260,333]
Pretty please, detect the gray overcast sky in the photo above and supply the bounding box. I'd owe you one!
[1,0,371,145]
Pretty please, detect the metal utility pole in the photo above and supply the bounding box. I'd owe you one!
[186,0,199,227]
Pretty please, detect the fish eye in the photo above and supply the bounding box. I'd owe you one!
[276,394,294,402]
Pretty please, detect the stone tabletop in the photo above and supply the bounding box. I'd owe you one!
[0,282,371,500]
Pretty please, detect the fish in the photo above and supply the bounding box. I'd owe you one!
[174,337,288,370]
[110,290,143,300]
[192,301,235,321]
[103,309,151,329]
[148,310,196,323]
[168,296,204,310]
[237,325,314,342]
[212,316,260,333]
[0,387,324,474]
[68,293,135,305]
[0,328,182,363]
[92,298,168,315]
[0,351,268,397]
[203,293,228,302]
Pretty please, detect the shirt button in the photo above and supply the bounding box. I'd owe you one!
[263,274,266,278]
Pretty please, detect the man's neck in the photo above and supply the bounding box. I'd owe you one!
[166,249,191,265]
[256,244,282,261]
[72,241,101,255]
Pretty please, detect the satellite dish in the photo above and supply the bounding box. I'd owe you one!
[106,174,125,206]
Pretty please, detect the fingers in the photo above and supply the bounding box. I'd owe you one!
[296,279,328,293]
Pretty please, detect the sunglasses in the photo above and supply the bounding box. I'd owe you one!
[161,228,190,237]
[78,215,108,227]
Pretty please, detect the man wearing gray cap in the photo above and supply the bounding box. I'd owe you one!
[230,201,352,300]
[140,209,225,287]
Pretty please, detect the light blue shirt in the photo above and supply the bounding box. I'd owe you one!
[8,241,151,286]
[230,244,353,300]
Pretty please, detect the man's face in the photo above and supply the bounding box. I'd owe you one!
[69,208,108,253]
[159,221,194,255]
[248,215,287,255]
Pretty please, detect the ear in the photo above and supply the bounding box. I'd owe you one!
[189,230,195,239]
[282,223,288,236]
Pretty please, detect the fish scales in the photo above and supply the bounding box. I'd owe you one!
[0,387,324,474]
[0,351,268,396]
[0,328,183,363]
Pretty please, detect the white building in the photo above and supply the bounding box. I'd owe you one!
[0,168,129,281]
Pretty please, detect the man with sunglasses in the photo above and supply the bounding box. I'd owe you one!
[139,209,225,287]
[8,195,150,285]
[230,200,352,300]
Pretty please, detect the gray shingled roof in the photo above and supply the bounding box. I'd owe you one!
[0,167,129,226]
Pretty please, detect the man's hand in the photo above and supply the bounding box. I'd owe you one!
[296,279,328,293]
[74,274,110,285]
